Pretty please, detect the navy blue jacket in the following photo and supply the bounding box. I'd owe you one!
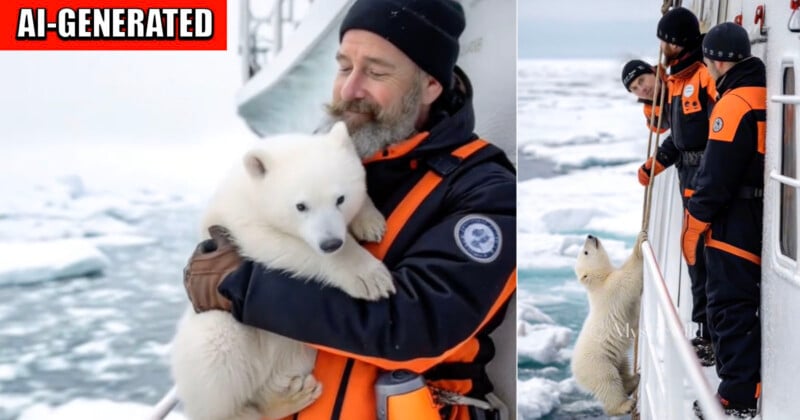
[218,68,516,399]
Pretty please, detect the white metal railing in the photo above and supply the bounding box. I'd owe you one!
[148,385,179,420]
[769,169,800,188]
[771,94,800,104]
[637,240,726,420]
[239,0,314,81]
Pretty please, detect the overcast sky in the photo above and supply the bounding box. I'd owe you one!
[518,0,662,59]
[0,1,664,147]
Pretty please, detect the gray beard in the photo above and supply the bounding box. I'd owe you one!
[348,110,418,159]
[321,82,423,159]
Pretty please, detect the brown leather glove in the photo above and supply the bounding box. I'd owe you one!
[183,225,242,313]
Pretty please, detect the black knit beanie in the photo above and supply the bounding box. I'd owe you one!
[657,7,701,47]
[702,22,751,62]
[621,60,655,91]
[339,0,465,89]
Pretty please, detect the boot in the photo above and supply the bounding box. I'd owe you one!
[691,336,716,367]
[693,395,757,419]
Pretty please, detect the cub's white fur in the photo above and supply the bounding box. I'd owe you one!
[170,122,395,420]
[571,233,645,416]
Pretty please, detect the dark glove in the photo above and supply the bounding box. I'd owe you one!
[638,157,666,186]
[681,210,710,266]
[183,225,242,313]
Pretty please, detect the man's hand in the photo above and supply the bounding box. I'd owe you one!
[183,225,242,313]
[681,211,710,266]
[638,157,666,186]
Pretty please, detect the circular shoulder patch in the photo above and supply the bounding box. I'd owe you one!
[454,215,502,263]
[712,117,724,132]
[683,84,695,98]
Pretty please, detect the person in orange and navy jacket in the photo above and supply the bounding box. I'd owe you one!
[621,59,670,134]
[181,1,516,420]
[638,7,718,365]
[683,22,765,419]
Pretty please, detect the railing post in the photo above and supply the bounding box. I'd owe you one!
[240,0,251,81]
[273,0,284,59]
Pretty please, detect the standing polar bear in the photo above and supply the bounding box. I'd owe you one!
[170,122,396,420]
[571,232,645,416]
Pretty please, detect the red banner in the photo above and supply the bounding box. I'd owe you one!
[0,0,227,50]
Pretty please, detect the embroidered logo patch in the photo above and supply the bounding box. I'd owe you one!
[683,84,695,98]
[454,215,502,263]
[713,117,724,132]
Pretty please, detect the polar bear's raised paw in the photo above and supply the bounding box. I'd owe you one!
[349,200,387,243]
[605,398,635,416]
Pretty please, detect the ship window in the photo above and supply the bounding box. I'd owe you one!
[781,67,797,260]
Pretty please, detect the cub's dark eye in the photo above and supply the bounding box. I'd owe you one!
[336,195,345,206]
[584,251,588,255]
[296,203,307,212]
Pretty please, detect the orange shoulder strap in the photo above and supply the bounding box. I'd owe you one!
[364,139,489,260]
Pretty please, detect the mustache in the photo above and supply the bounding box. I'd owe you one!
[326,99,382,120]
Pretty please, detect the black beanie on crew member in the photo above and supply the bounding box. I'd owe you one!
[339,0,466,90]
[621,60,655,91]
[702,22,751,62]
[657,7,701,48]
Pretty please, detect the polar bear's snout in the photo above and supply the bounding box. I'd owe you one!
[585,234,599,248]
[320,237,344,253]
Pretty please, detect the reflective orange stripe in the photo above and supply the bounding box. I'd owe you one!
[683,188,694,198]
[705,232,761,265]
[362,132,430,164]
[310,269,517,372]
[755,382,762,398]
[757,121,766,154]
[363,139,489,260]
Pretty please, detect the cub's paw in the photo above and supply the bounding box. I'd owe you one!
[349,205,386,243]
[605,399,635,416]
[262,374,322,420]
[634,231,648,259]
[341,261,395,300]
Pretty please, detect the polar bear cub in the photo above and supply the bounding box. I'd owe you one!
[571,232,645,416]
[170,122,395,420]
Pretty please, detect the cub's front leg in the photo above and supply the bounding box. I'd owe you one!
[323,236,395,300]
[348,196,386,243]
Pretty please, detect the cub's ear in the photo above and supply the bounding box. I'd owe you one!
[243,149,269,179]
[329,120,350,139]
[328,121,355,150]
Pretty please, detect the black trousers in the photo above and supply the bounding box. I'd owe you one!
[705,198,762,405]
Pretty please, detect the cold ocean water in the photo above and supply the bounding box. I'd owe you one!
[0,141,253,419]
[516,59,652,419]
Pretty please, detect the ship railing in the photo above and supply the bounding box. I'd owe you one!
[637,238,726,420]
[239,0,314,82]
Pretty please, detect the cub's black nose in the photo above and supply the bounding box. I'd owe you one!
[587,234,594,239]
[320,238,344,253]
